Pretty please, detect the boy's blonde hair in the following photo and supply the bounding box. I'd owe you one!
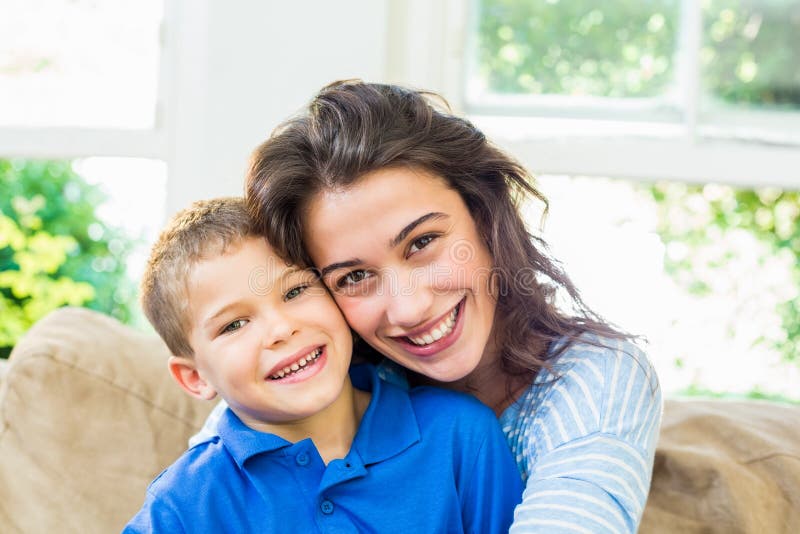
[141,197,256,357]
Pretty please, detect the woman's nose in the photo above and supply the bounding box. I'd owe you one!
[383,269,435,328]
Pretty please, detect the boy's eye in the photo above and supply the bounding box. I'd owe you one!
[222,319,247,334]
[284,284,307,301]
[408,234,436,255]
[336,269,370,289]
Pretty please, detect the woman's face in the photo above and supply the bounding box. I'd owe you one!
[304,166,498,383]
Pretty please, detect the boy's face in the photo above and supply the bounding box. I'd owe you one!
[176,236,353,429]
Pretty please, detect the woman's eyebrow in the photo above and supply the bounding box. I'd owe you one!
[318,212,449,277]
[389,212,448,248]
[319,259,362,278]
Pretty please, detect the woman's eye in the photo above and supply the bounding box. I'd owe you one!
[222,319,247,334]
[285,284,308,301]
[408,234,436,255]
[337,269,370,288]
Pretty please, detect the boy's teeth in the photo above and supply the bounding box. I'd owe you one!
[270,348,322,380]
[407,305,459,346]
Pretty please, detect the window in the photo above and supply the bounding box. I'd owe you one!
[0,0,168,158]
[1,1,168,355]
[442,0,800,187]
[0,0,164,130]
[532,174,800,401]
[468,0,800,139]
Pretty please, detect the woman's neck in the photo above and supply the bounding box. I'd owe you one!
[453,358,530,417]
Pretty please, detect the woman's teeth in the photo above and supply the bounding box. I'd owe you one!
[406,305,459,346]
[270,348,322,380]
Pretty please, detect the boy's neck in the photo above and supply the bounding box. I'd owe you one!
[238,378,372,464]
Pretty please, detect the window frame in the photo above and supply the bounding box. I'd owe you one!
[389,0,800,188]
[0,0,177,162]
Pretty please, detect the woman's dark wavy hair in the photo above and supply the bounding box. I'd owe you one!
[246,80,632,384]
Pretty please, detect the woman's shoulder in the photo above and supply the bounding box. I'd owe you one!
[505,334,662,454]
[547,335,658,393]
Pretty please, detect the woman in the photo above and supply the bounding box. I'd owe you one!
[218,81,661,532]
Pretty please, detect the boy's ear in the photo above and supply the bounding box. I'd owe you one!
[168,356,218,401]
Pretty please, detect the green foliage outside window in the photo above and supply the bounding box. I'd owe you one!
[477,0,800,107]
[702,0,800,108]
[0,160,136,358]
[476,0,679,97]
[647,183,800,364]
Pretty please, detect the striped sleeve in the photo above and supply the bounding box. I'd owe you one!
[188,398,227,447]
[509,340,662,533]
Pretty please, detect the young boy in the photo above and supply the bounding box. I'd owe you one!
[124,197,522,533]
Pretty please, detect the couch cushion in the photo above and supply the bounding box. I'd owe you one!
[0,307,213,534]
[641,398,800,533]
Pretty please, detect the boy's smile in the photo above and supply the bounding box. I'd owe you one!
[267,345,324,381]
[173,236,354,435]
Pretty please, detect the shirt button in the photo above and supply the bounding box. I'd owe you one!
[295,452,310,466]
[320,499,334,515]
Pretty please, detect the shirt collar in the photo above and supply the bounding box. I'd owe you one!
[349,364,420,465]
[216,364,420,468]
[217,408,294,468]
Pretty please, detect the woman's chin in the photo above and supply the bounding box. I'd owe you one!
[391,350,481,384]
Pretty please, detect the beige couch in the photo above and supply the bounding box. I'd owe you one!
[1,307,798,533]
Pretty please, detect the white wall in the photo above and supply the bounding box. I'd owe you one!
[165,0,391,215]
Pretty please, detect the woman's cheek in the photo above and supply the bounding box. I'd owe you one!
[333,295,381,338]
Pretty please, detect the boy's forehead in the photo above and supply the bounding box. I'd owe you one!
[194,236,313,294]
[184,237,317,328]
[223,236,314,295]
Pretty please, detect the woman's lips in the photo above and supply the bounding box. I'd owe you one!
[391,298,466,357]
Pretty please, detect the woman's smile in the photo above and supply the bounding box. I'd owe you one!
[390,297,465,356]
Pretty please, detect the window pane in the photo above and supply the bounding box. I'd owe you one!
[1,157,165,358]
[0,0,164,129]
[531,175,800,401]
[471,0,680,99]
[701,0,800,110]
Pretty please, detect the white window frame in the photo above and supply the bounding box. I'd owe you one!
[0,0,182,162]
[388,0,800,189]
[0,0,217,216]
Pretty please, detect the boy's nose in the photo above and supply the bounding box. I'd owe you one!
[261,315,298,348]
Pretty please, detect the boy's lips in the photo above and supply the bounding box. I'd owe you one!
[390,298,466,357]
[266,345,325,380]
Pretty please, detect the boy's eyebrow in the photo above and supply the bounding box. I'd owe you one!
[202,302,240,331]
[200,266,314,330]
[318,212,449,277]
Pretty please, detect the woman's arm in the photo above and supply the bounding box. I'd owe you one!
[507,339,662,533]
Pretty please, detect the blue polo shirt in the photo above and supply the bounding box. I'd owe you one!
[124,365,522,533]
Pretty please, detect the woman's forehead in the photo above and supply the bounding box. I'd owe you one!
[303,168,465,258]
[307,168,459,227]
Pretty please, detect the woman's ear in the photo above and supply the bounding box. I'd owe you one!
[168,356,218,400]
